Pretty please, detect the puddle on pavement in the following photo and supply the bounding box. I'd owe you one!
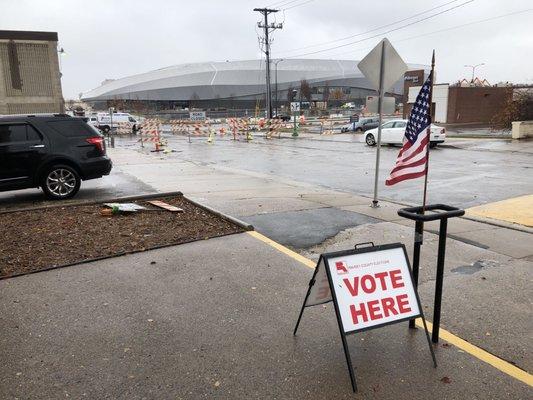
[451,260,500,275]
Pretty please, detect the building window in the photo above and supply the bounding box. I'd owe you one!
[7,40,22,90]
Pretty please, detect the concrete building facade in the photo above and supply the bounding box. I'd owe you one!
[0,30,64,115]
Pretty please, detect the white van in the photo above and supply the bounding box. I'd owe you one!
[87,112,141,133]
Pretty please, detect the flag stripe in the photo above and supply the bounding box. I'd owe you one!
[386,170,427,186]
[386,73,433,186]
[390,153,427,175]
[392,135,429,169]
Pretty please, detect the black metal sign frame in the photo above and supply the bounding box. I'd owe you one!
[293,242,437,393]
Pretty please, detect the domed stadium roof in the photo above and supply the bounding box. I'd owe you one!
[82,59,427,101]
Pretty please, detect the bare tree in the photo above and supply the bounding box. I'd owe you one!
[300,79,312,104]
[322,82,330,108]
[287,85,296,103]
[492,89,533,129]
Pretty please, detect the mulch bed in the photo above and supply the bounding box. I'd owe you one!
[0,196,244,278]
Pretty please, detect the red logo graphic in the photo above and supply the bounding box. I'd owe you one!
[335,261,349,274]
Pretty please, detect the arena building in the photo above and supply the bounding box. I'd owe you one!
[81,59,427,111]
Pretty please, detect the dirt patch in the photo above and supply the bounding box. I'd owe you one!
[0,196,244,278]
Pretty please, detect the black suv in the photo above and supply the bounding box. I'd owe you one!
[0,114,112,199]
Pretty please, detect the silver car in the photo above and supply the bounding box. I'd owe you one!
[340,117,380,132]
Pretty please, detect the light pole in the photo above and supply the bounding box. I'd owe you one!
[274,59,284,117]
[291,89,299,137]
[464,63,485,83]
[57,46,66,78]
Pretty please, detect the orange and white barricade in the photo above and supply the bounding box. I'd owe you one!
[227,118,251,141]
[116,122,133,135]
[138,119,164,151]
[265,119,284,139]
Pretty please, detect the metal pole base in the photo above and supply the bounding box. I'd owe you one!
[371,200,380,208]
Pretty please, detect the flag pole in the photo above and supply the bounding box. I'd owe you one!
[408,51,435,330]
[421,50,435,214]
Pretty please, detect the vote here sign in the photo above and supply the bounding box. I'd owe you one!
[326,246,420,333]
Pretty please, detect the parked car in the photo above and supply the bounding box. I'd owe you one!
[272,114,291,122]
[363,119,446,147]
[0,114,112,199]
[340,117,380,133]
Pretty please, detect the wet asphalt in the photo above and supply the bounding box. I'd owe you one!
[116,133,533,210]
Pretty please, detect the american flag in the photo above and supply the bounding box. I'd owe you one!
[385,73,433,186]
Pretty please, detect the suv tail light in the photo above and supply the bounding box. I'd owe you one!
[86,137,105,154]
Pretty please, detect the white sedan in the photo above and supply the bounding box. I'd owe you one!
[363,119,446,148]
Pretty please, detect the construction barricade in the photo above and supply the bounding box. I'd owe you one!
[227,118,252,141]
[116,122,134,135]
[138,119,165,151]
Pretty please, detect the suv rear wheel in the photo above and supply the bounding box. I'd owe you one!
[41,165,81,199]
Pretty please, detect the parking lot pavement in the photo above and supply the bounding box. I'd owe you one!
[114,134,533,210]
[0,165,155,210]
[1,232,531,399]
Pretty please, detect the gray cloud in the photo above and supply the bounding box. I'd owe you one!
[1,0,531,98]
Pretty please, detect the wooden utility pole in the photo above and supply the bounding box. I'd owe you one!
[254,8,282,119]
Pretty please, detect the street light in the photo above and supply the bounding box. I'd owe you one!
[464,63,485,83]
[57,46,66,77]
[273,59,284,117]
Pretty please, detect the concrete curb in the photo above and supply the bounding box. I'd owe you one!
[461,214,533,234]
[355,194,533,235]
[0,231,241,281]
[0,191,184,215]
[183,196,254,231]
[0,192,252,280]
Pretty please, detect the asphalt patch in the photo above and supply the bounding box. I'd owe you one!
[241,207,379,248]
[451,260,500,275]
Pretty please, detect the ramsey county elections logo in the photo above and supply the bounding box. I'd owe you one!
[335,261,349,274]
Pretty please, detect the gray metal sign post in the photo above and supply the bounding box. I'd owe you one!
[358,39,408,208]
[373,41,386,208]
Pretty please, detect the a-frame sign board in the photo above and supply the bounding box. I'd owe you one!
[294,243,436,393]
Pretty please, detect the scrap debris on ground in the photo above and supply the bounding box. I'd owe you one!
[0,196,243,278]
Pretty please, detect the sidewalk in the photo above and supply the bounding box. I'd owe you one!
[1,232,531,399]
[108,147,533,254]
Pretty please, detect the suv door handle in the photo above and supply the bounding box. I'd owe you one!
[29,144,45,148]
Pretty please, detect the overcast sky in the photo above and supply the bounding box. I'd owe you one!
[2,0,531,99]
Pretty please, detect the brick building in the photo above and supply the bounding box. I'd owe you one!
[0,30,64,115]
[446,86,512,124]
[404,70,520,125]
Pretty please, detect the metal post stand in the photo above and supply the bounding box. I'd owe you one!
[397,204,465,343]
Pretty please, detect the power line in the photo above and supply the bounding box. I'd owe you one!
[284,0,315,11]
[266,0,301,9]
[326,8,533,59]
[284,0,474,58]
[278,0,462,54]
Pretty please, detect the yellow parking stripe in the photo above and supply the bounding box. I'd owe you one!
[247,231,316,268]
[467,195,533,227]
[247,230,533,387]
[415,319,533,387]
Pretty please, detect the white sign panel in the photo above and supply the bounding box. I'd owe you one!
[189,111,206,121]
[326,247,420,333]
[357,38,408,93]
[290,102,300,112]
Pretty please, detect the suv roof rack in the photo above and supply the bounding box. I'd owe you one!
[0,113,71,119]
